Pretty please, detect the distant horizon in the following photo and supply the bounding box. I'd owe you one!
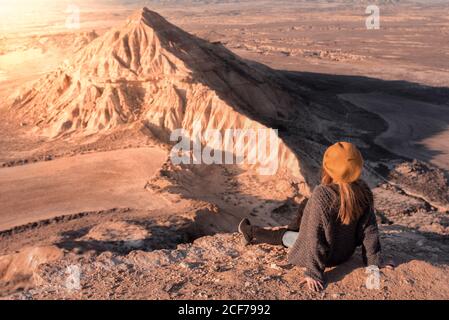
[1,0,447,35]
[0,0,137,35]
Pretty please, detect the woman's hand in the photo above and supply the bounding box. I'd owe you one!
[300,276,324,292]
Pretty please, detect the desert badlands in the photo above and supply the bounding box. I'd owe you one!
[0,1,448,300]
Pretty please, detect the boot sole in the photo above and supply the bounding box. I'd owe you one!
[238,219,252,245]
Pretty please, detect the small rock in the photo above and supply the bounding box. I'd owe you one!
[180,261,201,269]
[270,263,281,271]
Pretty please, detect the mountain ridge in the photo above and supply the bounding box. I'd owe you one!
[10,7,313,193]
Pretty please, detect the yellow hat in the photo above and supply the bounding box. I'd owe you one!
[323,142,363,183]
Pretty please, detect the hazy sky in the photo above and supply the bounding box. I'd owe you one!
[0,0,144,34]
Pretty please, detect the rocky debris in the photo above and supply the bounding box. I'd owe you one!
[373,186,429,217]
[395,210,449,237]
[80,221,150,252]
[1,170,449,300]
[0,203,217,297]
[2,150,448,300]
[53,207,222,257]
[230,42,366,62]
[72,30,99,51]
[373,183,449,238]
[1,154,54,167]
[4,226,449,300]
[388,160,449,211]
[0,208,131,241]
[0,246,64,295]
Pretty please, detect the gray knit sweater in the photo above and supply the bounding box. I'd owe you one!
[287,180,381,283]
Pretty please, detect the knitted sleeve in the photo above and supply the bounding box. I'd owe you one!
[289,186,332,283]
[357,187,382,266]
[358,210,382,266]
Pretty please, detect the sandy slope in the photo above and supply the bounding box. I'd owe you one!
[0,147,167,230]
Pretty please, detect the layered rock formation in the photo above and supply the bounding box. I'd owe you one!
[11,7,311,192]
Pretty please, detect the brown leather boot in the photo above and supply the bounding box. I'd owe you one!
[238,218,253,245]
[238,218,287,246]
[287,197,309,231]
[252,227,287,246]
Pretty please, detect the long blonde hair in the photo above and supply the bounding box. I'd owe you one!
[321,168,370,225]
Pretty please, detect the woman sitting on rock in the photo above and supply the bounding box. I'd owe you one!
[238,142,383,292]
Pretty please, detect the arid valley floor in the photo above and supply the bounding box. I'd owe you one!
[0,1,448,299]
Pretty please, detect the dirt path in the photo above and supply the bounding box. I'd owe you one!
[0,147,168,231]
[340,93,449,171]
